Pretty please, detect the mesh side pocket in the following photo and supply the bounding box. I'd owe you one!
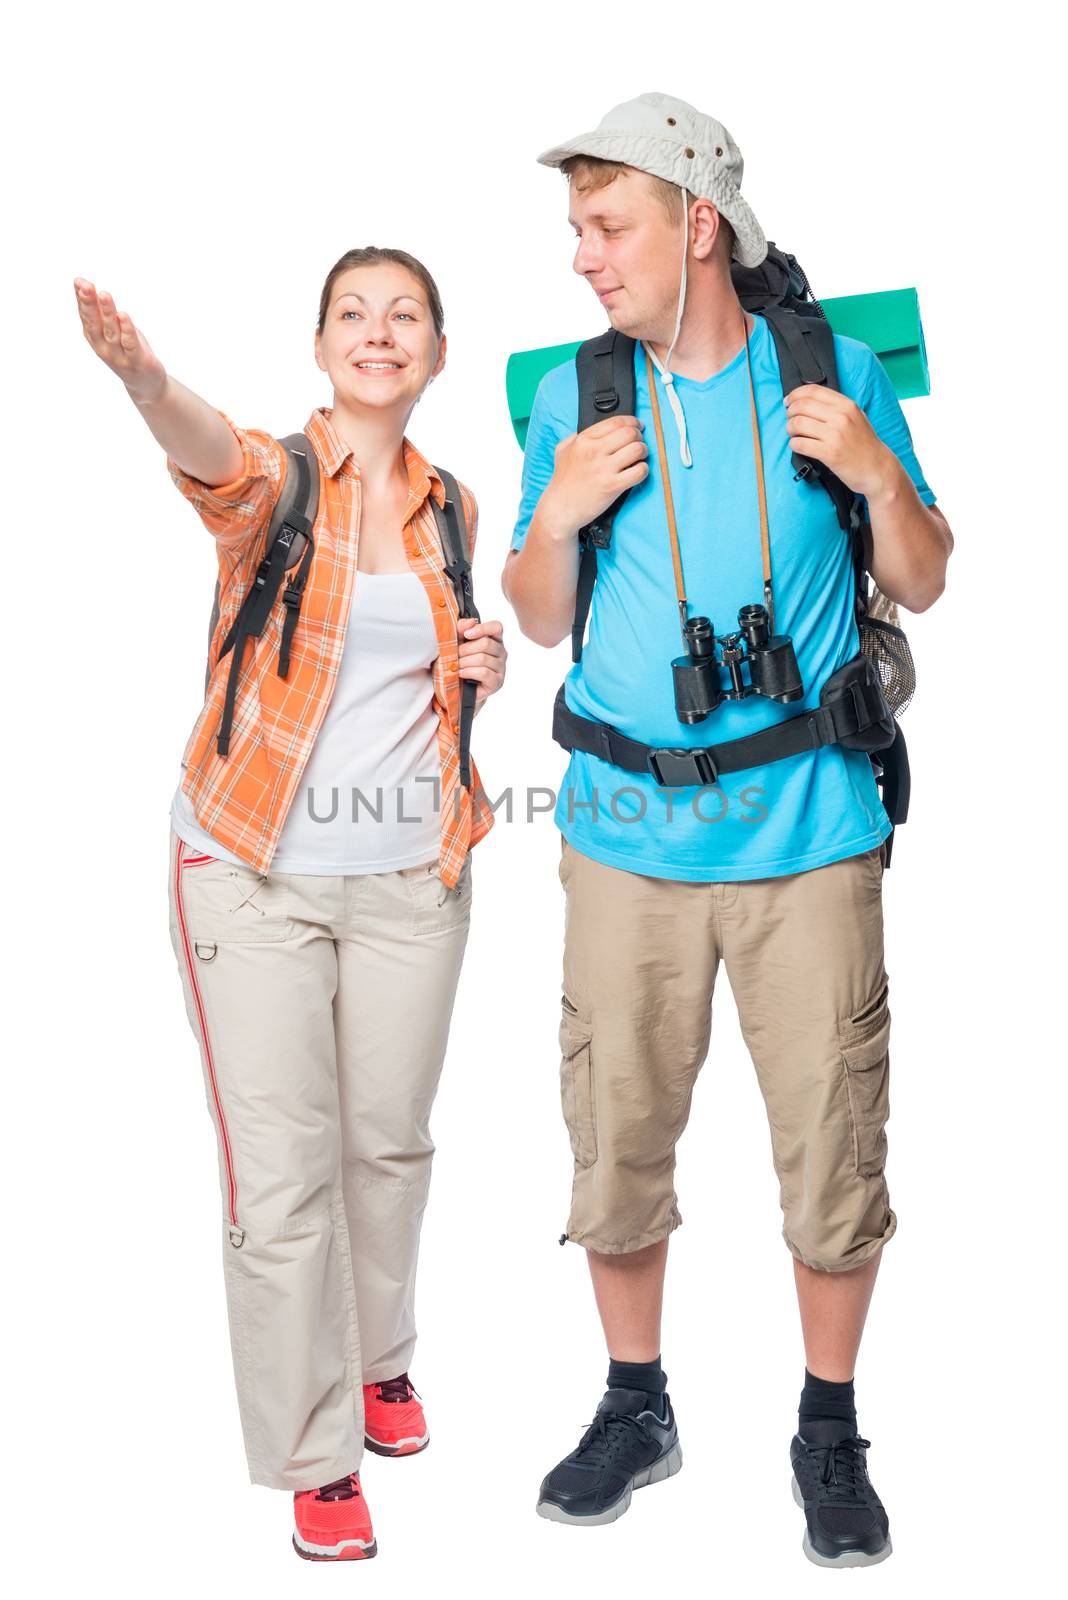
[860,587,916,716]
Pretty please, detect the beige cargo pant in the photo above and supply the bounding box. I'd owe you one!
[558,837,895,1270]
[167,828,471,1491]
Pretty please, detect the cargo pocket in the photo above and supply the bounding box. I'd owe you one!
[838,983,891,1179]
[559,994,597,1169]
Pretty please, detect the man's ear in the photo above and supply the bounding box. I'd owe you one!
[690,198,722,263]
[314,329,326,373]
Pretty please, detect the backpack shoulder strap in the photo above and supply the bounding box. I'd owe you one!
[760,307,869,611]
[272,435,320,679]
[576,329,636,431]
[430,466,477,620]
[205,432,319,692]
[571,331,637,662]
[269,433,320,560]
[207,433,319,749]
[431,467,479,790]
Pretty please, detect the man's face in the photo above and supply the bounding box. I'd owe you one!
[569,169,684,343]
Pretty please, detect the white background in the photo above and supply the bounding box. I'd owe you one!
[5,1,1064,1594]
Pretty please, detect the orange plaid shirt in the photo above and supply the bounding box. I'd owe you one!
[170,407,493,888]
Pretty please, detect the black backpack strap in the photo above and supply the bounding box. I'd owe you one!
[431,468,478,622]
[273,434,319,559]
[761,307,869,612]
[762,303,914,854]
[431,468,479,790]
[551,659,896,787]
[276,529,315,679]
[571,331,636,662]
[273,437,319,678]
[576,329,636,431]
[761,302,833,393]
[213,435,318,758]
[571,548,599,667]
[205,434,318,695]
[870,720,910,867]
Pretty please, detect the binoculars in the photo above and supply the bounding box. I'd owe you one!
[672,605,804,725]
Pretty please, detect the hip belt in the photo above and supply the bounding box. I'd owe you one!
[552,652,910,853]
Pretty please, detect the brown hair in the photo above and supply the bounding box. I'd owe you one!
[317,247,445,338]
[560,155,735,260]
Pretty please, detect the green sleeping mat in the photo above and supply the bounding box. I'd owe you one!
[505,287,929,448]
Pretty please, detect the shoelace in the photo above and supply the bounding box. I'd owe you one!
[805,1436,873,1500]
[573,1409,658,1468]
[376,1374,417,1404]
[316,1473,359,1502]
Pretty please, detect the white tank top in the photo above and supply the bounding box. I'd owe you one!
[170,571,442,874]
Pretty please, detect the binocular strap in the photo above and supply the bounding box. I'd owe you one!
[644,321,775,639]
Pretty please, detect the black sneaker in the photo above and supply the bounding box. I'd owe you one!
[536,1388,683,1525]
[790,1420,892,1567]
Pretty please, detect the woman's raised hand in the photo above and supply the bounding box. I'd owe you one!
[74,278,167,404]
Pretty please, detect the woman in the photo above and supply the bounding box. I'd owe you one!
[73,249,506,1561]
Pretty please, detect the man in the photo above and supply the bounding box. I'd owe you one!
[502,93,952,1567]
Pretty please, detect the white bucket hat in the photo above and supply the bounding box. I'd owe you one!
[537,91,767,269]
[539,93,767,467]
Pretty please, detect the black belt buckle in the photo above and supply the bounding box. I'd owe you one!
[646,747,718,787]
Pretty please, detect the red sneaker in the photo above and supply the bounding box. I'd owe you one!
[363,1374,430,1456]
[292,1473,376,1561]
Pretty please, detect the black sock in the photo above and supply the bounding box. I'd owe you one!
[607,1355,667,1416]
[799,1368,857,1433]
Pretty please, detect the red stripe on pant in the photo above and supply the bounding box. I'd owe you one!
[174,837,239,1227]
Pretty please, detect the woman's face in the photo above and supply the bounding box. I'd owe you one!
[315,262,445,414]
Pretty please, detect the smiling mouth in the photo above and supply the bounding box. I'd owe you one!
[354,361,404,371]
[596,286,622,301]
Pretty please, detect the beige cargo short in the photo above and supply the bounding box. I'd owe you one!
[558,837,896,1271]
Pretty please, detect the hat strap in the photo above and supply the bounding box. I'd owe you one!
[642,192,692,467]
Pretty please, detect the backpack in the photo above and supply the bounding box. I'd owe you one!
[567,245,915,853]
[206,434,480,788]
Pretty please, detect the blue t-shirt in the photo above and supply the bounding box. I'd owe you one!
[511,316,936,882]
